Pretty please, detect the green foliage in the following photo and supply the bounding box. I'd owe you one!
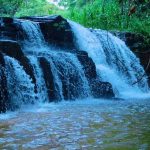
[59,0,150,36]
[0,0,24,16]
[15,0,50,17]
[0,0,149,35]
[0,0,57,17]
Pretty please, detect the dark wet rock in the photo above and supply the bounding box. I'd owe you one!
[75,50,114,98]
[0,40,37,92]
[39,57,59,102]
[112,31,150,85]
[76,50,96,80]
[0,52,9,113]
[0,15,74,48]
[20,15,74,48]
[0,40,22,58]
[135,51,150,85]
[0,17,23,41]
[91,79,115,98]
[52,57,82,100]
[1,17,13,24]
[112,31,150,52]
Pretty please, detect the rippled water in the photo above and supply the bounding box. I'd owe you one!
[0,98,150,150]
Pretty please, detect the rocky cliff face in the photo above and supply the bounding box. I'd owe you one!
[0,16,114,112]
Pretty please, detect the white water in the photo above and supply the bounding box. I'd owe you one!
[27,56,49,102]
[4,56,36,108]
[49,51,91,98]
[44,55,64,100]
[20,20,45,49]
[19,20,91,101]
[69,21,149,98]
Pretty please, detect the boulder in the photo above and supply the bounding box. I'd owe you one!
[91,79,115,98]
[76,50,114,98]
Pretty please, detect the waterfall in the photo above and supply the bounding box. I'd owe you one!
[27,56,49,102]
[49,51,90,99]
[1,16,149,113]
[20,20,45,49]
[4,56,36,109]
[69,21,149,97]
[19,20,91,102]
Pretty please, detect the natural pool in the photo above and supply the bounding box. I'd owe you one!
[0,98,150,150]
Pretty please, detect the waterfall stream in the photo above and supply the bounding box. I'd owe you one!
[69,21,149,97]
[27,56,49,102]
[5,56,36,109]
[3,19,90,107]
[0,17,150,149]
[20,20,45,48]
[0,18,149,111]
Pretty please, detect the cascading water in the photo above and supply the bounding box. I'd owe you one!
[4,56,36,109]
[94,29,148,90]
[18,19,91,103]
[49,51,90,99]
[69,21,149,97]
[20,20,45,49]
[1,17,149,111]
[41,55,65,101]
[27,56,49,102]
[1,16,150,150]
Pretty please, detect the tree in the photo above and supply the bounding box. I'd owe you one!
[0,0,25,16]
[0,0,50,17]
